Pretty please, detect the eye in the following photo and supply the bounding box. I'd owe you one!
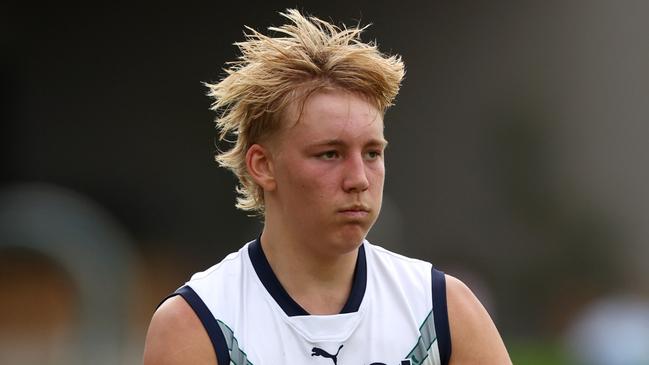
[365,150,383,160]
[318,150,339,160]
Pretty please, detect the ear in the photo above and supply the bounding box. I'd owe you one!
[246,143,277,192]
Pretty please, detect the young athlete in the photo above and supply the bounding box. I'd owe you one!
[143,9,511,365]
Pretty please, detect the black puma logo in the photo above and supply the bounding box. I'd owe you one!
[311,344,344,365]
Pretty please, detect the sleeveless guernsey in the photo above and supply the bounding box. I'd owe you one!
[165,239,451,365]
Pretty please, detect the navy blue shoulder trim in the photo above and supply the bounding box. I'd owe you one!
[248,238,367,316]
[432,268,452,365]
[160,286,230,365]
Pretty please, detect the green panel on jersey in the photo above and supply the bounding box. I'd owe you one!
[405,310,437,365]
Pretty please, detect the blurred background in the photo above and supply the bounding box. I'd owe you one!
[2,0,649,364]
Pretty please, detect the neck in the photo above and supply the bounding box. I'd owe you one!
[259,227,360,315]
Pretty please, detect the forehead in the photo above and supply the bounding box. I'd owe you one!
[281,88,384,140]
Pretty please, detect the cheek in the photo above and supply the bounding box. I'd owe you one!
[369,163,386,184]
[280,160,335,199]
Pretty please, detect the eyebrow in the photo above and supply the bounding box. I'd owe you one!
[310,138,389,148]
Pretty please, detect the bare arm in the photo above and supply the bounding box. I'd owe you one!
[446,275,512,365]
[143,296,218,365]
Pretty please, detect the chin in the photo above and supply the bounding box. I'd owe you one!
[332,226,368,252]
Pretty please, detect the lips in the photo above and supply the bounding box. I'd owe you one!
[338,205,370,219]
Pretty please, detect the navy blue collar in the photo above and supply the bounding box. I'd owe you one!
[248,238,367,316]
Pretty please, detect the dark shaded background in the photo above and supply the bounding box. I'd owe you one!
[2,1,649,364]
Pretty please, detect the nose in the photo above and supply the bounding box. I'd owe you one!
[342,153,370,193]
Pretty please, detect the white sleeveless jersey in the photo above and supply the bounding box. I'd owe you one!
[168,239,451,365]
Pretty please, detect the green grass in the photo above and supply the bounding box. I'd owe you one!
[508,340,572,365]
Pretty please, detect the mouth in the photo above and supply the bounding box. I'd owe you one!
[337,205,370,219]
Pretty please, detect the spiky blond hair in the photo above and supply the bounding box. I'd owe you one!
[206,9,405,214]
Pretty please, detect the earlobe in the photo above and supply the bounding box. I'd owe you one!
[246,144,276,192]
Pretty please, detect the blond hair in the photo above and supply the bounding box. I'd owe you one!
[206,9,405,214]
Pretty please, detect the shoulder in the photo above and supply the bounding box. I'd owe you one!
[365,242,432,270]
[365,242,432,294]
[143,295,217,365]
[445,274,511,365]
[189,247,247,283]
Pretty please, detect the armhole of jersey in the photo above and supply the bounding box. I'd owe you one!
[159,286,231,365]
[432,268,452,365]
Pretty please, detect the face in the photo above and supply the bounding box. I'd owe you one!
[267,88,386,255]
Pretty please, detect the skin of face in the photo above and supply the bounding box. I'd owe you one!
[265,88,387,258]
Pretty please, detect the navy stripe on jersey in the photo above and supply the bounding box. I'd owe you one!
[340,242,367,314]
[432,268,451,365]
[248,238,367,316]
[163,286,231,365]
